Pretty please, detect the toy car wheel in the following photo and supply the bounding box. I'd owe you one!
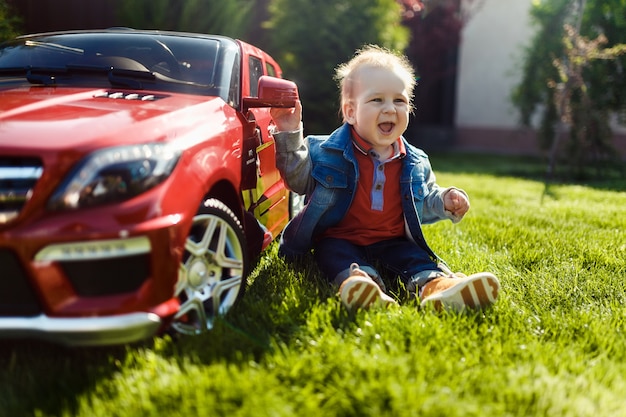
[171,198,248,335]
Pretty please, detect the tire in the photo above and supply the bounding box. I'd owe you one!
[171,198,248,335]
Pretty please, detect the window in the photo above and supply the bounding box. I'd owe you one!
[248,56,263,97]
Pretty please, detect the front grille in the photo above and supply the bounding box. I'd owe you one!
[0,249,42,316]
[0,157,43,225]
[60,253,151,297]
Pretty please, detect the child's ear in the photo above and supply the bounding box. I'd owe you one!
[343,100,356,124]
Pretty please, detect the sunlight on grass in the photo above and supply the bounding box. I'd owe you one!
[2,154,625,417]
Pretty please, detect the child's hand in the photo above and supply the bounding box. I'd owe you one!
[444,189,470,217]
[270,100,302,132]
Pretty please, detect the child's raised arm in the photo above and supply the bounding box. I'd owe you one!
[270,100,302,133]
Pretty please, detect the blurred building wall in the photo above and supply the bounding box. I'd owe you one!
[456,0,531,129]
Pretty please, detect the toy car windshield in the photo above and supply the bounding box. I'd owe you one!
[0,32,237,98]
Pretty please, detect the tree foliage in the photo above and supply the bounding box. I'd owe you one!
[0,0,21,41]
[116,0,253,38]
[265,0,409,134]
[512,0,626,179]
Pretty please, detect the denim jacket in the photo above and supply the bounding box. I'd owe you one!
[274,123,464,260]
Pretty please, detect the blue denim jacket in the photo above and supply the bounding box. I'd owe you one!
[274,123,462,260]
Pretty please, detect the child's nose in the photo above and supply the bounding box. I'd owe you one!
[382,101,396,113]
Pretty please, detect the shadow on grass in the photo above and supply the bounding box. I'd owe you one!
[162,252,420,367]
[0,338,147,417]
[163,253,338,364]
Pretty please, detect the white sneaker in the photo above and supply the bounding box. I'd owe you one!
[420,272,500,312]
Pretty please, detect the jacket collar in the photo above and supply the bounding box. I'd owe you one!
[320,123,353,151]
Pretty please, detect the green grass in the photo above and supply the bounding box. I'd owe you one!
[1,154,625,417]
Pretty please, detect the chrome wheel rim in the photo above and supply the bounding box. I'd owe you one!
[172,213,244,335]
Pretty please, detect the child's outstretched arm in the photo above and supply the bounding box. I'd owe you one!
[422,169,470,224]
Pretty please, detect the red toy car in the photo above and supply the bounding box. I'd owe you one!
[0,29,300,346]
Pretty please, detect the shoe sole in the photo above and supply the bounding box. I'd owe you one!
[421,272,500,312]
[339,276,396,310]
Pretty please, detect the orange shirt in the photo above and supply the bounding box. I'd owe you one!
[322,129,406,246]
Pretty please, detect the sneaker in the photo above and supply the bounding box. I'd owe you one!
[420,272,500,312]
[339,264,397,310]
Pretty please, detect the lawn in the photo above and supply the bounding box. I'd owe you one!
[1,153,625,417]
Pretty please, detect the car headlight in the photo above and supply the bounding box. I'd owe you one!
[48,143,181,210]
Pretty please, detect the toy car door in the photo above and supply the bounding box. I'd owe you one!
[239,42,290,240]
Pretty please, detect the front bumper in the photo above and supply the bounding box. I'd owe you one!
[1,209,187,316]
[0,215,186,346]
[0,311,162,346]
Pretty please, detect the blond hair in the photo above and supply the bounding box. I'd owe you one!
[335,45,416,120]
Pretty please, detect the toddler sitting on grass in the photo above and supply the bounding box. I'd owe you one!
[270,45,499,311]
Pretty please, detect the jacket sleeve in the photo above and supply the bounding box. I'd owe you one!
[272,128,315,195]
[421,168,469,224]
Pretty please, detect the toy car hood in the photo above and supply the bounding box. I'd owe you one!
[0,86,223,151]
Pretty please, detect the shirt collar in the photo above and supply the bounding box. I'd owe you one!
[350,127,406,159]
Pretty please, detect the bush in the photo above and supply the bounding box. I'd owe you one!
[116,0,253,38]
[0,0,22,41]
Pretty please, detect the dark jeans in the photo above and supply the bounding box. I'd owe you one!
[314,237,440,288]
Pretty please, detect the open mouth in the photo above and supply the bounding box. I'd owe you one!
[378,122,395,134]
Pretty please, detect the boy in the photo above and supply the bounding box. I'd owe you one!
[270,45,499,311]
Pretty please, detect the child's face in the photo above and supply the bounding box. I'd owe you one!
[342,65,410,153]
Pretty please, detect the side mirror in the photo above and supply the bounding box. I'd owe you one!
[242,76,298,113]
